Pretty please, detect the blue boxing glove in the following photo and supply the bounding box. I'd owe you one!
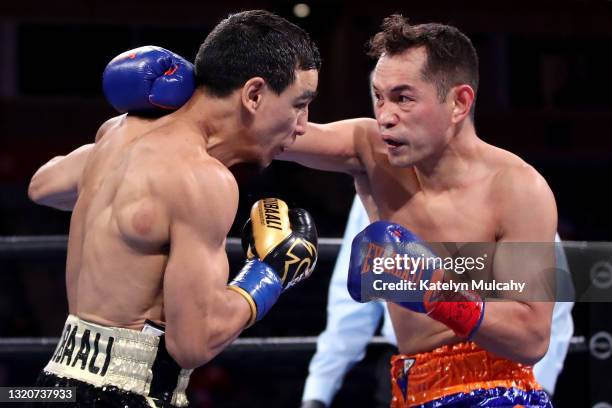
[102,46,195,114]
[228,198,318,326]
[348,221,485,339]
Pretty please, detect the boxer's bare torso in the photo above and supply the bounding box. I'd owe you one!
[65,114,238,330]
[283,116,555,362]
[281,46,556,363]
[29,68,318,367]
[353,118,544,354]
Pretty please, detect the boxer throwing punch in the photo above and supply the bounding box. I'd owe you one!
[28,10,320,408]
[107,14,557,408]
[291,16,558,407]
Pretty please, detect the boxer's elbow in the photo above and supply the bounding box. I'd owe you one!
[481,305,551,365]
[518,321,551,365]
[166,330,215,369]
[29,167,78,210]
[28,180,76,210]
[170,351,214,371]
[167,323,237,369]
[28,158,63,204]
[519,343,549,366]
[28,172,52,204]
[28,177,43,203]
[526,331,551,365]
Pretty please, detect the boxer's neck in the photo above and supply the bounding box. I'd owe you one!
[175,88,259,167]
[413,119,483,194]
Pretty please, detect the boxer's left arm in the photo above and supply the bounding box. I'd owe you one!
[100,47,371,176]
[27,117,119,210]
[470,165,557,365]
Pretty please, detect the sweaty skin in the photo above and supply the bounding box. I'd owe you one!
[64,116,238,327]
[280,48,556,365]
[32,114,251,369]
[28,69,319,369]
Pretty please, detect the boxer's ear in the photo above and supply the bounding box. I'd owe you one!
[241,77,266,114]
[450,84,474,124]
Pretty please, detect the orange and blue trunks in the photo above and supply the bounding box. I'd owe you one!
[391,342,552,407]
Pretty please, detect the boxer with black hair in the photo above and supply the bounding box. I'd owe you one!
[29,10,320,407]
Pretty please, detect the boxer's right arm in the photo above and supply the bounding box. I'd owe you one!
[28,143,95,210]
[28,116,120,210]
[277,118,376,175]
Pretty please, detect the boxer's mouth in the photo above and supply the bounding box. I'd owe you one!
[382,135,404,148]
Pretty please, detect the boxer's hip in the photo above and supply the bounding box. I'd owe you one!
[390,342,552,408]
[42,315,192,407]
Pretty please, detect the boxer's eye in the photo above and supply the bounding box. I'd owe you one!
[373,93,384,107]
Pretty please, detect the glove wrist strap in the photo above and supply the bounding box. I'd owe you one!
[425,289,485,339]
[228,259,283,325]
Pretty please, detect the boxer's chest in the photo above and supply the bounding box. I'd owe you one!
[359,160,499,243]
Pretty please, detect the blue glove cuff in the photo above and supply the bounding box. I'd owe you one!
[228,259,282,324]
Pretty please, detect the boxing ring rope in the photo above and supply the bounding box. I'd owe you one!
[0,236,343,259]
[0,235,594,355]
[0,335,588,357]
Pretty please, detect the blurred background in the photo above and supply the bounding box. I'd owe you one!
[1,0,611,407]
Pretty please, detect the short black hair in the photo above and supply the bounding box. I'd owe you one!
[195,10,321,97]
[369,15,479,116]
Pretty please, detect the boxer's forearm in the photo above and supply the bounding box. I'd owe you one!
[28,143,95,210]
[33,190,80,211]
[471,301,552,365]
[277,120,368,174]
[204,289,254,359]
[164,288,251,369]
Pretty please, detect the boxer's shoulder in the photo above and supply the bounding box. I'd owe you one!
[157,155,238,232]
[348,117,390,173]
[491,158,552,203]
[94,114,127,143]
[478,143,548,196]
[484,146,557,237]
[350,117,379,137]
[352,117,381,149]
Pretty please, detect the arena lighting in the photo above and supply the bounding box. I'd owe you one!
[293,3,311,18]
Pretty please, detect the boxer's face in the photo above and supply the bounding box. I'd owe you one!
[252,69,318,166]
[372,47,454,168]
